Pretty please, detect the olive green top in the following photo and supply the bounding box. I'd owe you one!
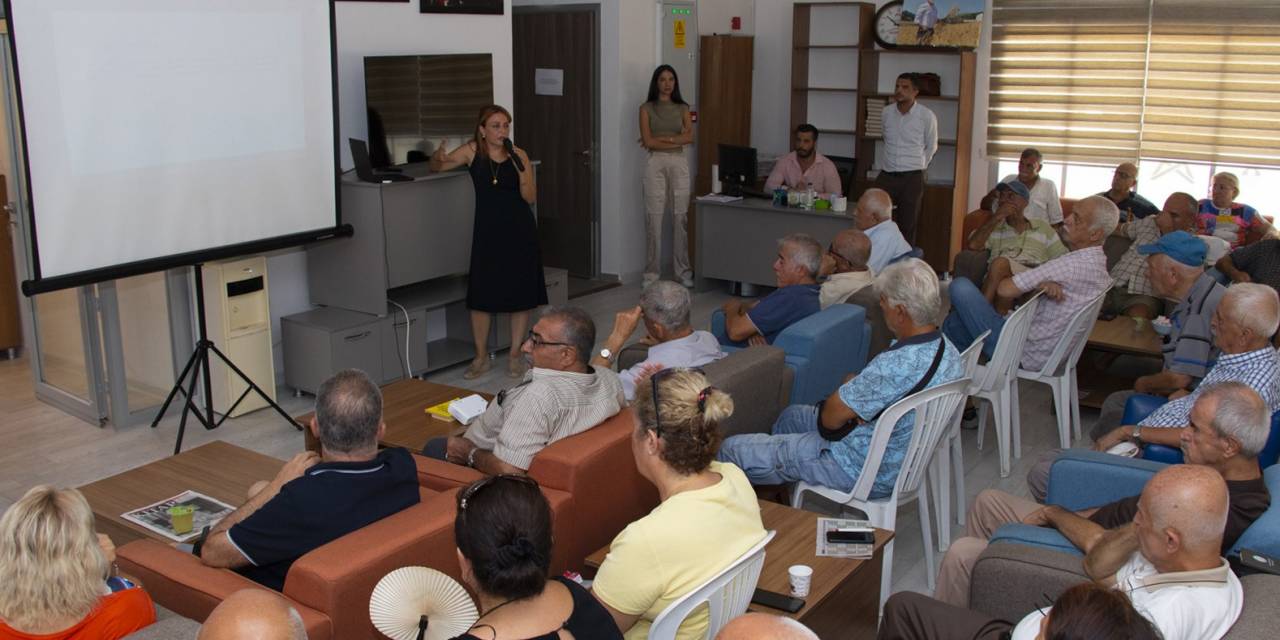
[643,100,688,140]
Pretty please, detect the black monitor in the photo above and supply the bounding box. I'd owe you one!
[718,144,758,197]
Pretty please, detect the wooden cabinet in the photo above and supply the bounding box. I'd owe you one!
[695,34,754,197]
[0,176,22,355]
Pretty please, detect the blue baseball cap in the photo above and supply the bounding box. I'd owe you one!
[995,180,1031,200]
[1137,230,1206,267]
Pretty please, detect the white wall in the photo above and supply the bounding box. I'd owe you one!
[697,0,754,35]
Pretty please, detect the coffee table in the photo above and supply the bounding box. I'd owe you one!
[585,499,892,639]
[79,441,285,546]
[297,378,491,453]
[1078,317,1165,409]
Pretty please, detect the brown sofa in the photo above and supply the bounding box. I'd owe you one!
[116,485,567,640]
[415,410,660,573]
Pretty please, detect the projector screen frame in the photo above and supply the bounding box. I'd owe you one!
[4,0,350,297]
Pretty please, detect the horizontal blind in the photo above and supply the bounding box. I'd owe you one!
[988,0,1151,164]
[1141,0,1280,166]
[365,55,493,139]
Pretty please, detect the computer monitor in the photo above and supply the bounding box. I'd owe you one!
[718,144,758,197]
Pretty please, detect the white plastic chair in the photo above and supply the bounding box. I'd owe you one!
[1014,289,1109,449]
[790,378,970,599]
[929,330,989,550]
[647,530,777,640]
[972,292,1044,478]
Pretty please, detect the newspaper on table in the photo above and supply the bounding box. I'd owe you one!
[121,490,235,542]
[816,516,875,558]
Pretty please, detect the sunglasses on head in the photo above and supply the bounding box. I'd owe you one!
[648,367,710,438]
[458,474,540,512]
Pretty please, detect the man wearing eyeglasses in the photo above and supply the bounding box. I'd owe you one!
[818,229,874,309]
[423,306,625,475]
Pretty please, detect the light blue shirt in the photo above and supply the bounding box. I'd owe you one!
[865,219,913,273]
[829,332,963,499]
[618,330,726,401]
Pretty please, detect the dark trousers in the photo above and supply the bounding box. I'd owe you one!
[875,169,926,245]
[878,592,1015,640]
[422,437,448,459]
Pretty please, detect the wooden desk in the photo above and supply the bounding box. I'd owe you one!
[1078,318,1165,408]
[585,500,892,639]
[297,378,491,452]
[79,441,285,546]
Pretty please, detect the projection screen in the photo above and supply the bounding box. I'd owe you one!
[6,0,342,294]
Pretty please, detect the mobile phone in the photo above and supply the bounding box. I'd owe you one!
[826,528,875,544]
[751,588,805,613]
[1237,548,1280,576]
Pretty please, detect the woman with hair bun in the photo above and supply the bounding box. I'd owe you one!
[591,368,767,640]
[1035,582,1162,640]
[449,475,620,640]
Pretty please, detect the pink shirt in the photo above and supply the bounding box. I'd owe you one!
[764,152,842,195]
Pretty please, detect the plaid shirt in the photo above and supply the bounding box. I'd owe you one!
[1012,246,1112,371]
[1111,216,1162,296]
[1141,346,1280,428]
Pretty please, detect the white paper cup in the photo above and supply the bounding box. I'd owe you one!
[788,564,813,597]
[833,196,848,212]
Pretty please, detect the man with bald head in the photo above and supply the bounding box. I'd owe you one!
[851,188,912,273]
[880,464,1245,640]
[818,229,874,308]
[1103,192,1202,321]
[1099,162,1159,220]
[198,589,307,640]
[716,613,818,640]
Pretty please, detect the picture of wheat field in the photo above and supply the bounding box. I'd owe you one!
[898,1,984,49]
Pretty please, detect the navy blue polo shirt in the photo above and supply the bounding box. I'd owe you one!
[746,283,821,344]
[227,447,420,591]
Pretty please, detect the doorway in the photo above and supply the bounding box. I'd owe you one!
[512,4,601,284]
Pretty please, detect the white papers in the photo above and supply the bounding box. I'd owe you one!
[121,490,235,542]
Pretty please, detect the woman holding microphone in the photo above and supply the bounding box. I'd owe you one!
[432,105,546,379]
[639,65,694,287]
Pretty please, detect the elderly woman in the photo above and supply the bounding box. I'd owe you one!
[0,486,155,639]
[1198,171,1269,250]
[717,258,963,499]
[449,475,620,640]
[592,369,765,640]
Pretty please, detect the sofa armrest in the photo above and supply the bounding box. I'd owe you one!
[775,304,866,406]
[1045,449,1163,511]
[968,544,1089,621]
[989,524,1082,557]
[703,346,788,438]
[413,453,484,491]
[1122,393,1167,424]
[1227,574,1280,640]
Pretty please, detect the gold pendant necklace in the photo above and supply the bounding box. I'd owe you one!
[488,157,499,185]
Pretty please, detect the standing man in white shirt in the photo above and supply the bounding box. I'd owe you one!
[998,147,1064,228]
[876,73,938,246]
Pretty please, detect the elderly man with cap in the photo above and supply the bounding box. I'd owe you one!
[965,178,1068,313]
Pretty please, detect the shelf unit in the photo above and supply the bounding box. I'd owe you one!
[789,2,873,165]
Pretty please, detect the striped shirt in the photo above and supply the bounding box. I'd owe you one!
[986,218,1068,269]
[1112,216,1163,296]
[1141,347,1280,428]
[1012,246,1112,371]
[1163,273,1226,381]
[465,366,625,469]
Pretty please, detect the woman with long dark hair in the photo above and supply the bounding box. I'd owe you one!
[432,105,547,379]
[639,65,694,287]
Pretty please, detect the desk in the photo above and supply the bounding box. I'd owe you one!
[585,499,891,639]
[297,378,492,453]
[694,199,851,291]
[1078,318,1164,408]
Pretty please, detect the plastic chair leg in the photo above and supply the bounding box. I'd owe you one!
[1052,377,1072,449]
[951,434,966,526]
[879,539,894,610]
[1011,380,1023,460]
[918,485,935,591]
[995,389,1012,478]
[1070,371,1083,443]
[931,453,950,552]
[976,400,989,451]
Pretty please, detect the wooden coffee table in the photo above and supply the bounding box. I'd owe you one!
[297,378,492,453]
[1078,317,1165,409]
[79,441,285,546]
[585,499,892,639]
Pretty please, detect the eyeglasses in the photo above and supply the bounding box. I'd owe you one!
[525,330,573,349]
[458,473,540,512]
[648,367,707,438]
[827,246,848,264]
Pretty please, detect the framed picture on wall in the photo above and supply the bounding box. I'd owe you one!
[420,0,503,15]
[892,0,984,49]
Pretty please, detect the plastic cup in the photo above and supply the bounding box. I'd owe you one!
[788,564,813,597]
[168,505,194,535]
[832,196,848,212]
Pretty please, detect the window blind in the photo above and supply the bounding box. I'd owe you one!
[365,54,493,139]
[988,0,1280,167]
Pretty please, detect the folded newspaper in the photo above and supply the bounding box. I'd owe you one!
[121,490,235,542]
[816,517,875,558]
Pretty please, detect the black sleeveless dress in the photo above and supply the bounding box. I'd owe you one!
[466,151,548,313]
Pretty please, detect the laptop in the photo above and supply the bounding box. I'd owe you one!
[349,138,413,183]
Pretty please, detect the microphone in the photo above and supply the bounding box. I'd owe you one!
[503,138,526,172]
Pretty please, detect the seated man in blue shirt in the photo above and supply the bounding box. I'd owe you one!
[719,233,823,346]
[197,369,420,591]
[717,259,963,497]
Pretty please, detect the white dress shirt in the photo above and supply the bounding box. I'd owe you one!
[881,102,938,172]
[1000,174,1063,225]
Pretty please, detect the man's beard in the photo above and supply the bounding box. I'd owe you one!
[796,148,813,159]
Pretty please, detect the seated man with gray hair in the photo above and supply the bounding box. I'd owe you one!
[720,233,824,346]
[851,188,912,273]
[591,281,726,401]
[717,259,963,498]
[198,369,420,591]
[426,306,625,474]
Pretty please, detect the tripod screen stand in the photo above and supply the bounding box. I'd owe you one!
[151,263,301,453]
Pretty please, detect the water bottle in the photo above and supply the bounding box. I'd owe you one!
[805,182,816,210]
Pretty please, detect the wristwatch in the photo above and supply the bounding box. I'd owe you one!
[466,447,478,468]
[599,347,614,362]
[1132,425,1142,443]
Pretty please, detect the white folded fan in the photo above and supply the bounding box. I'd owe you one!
[369,566,478,640]
[448,394,488,425]
[1106,441,1141,458]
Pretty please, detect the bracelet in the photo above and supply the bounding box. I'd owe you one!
[466,447,478,468]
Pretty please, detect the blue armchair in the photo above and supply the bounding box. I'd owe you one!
[988,449,1280,560]
[1122,393,1280,469]
[710,303,869,406]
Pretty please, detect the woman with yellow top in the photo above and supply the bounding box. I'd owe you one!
[591,368,766,640]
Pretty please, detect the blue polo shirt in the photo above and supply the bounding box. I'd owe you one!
[227,447,420,591]
[746,283,821,344]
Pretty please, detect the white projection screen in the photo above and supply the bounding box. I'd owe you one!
[7,0,341,294]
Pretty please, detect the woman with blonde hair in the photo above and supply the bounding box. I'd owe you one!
[0,485,155,639]
[1198,171,1270,249]
[592,369,766,640]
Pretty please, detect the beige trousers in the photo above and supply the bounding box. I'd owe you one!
[933,489,1042,606]
[642,151,691,279]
